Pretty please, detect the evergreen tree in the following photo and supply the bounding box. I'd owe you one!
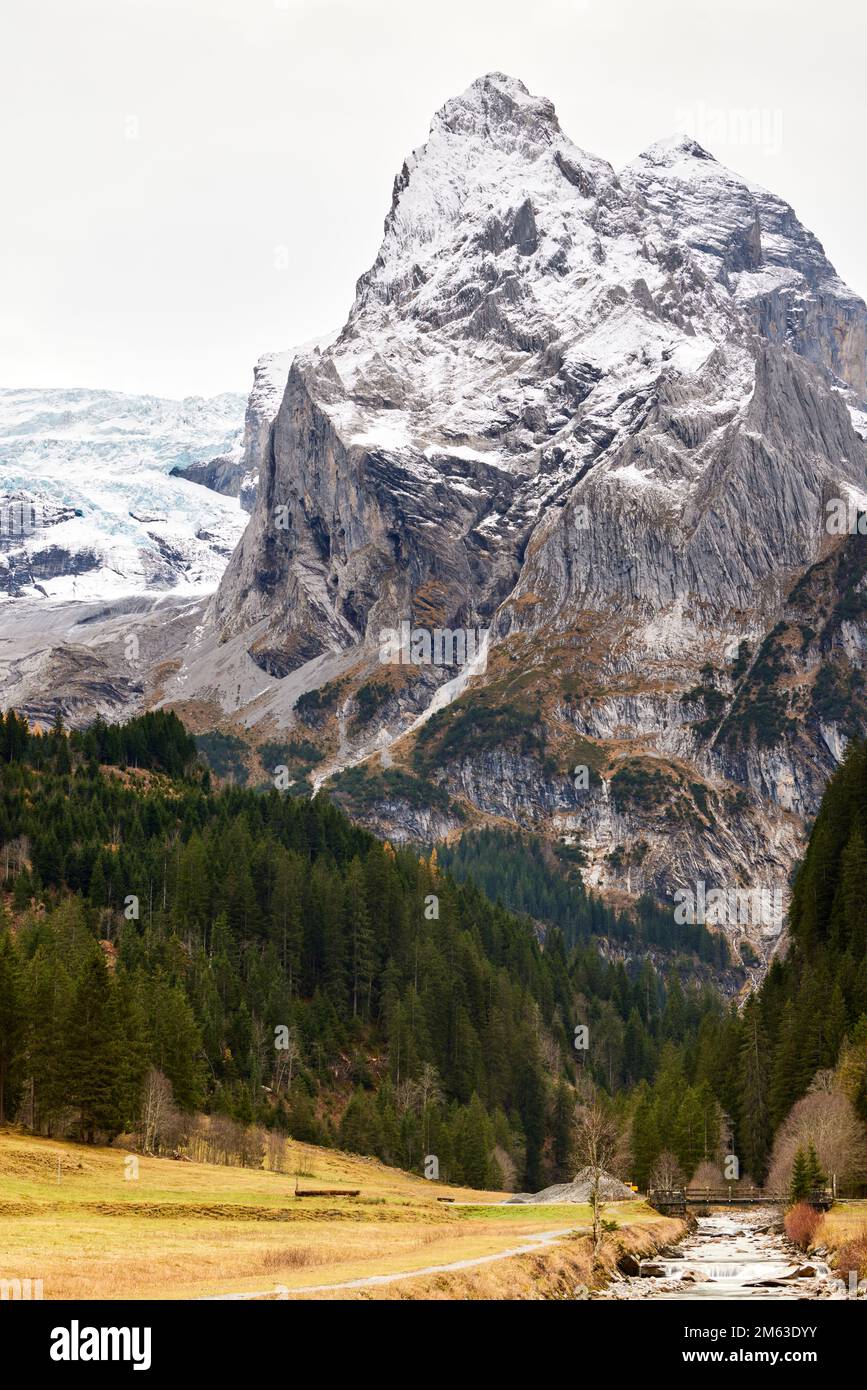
[0,930,25,1123]
[457,1093,493,1189]
[769,1001,802,1128]
[345,858,374,1020]
[10,706,859,1191]
[630,1091,661,1190]
[144,975,204,1111]
[804,1140,827,1195]
[739,998,772,1182]
[26,951,74,1134]
[64,952,129,1142]
[551,1078,575,1181]
[789,1146,810,1204]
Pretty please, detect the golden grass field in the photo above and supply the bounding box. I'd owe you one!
[813,1203,867,1277]
[0,1128,680,1300]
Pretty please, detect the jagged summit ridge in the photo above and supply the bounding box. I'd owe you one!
[432,72,564,145]
[212,69,865,657]
[356,73,616,317]
[632,133,718,166]
[622,134,866,397]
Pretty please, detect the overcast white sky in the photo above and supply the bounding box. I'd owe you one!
[2,0,865,399]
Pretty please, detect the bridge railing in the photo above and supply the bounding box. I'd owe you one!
[650,1187,841,1207]
[685,1187,765,1201]
[648,1187,772,1209]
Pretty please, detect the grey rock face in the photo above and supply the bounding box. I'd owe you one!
[621,135,867,399]
[216,77,865,664]
[0,592,205,728]
[172,351,298,513]
[170,452,255,510]
[501,344,866,641]
[0,495,100,596]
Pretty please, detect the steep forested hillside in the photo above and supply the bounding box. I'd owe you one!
[0,710,725,1190]
[439,827,731,965]
[741,741,867,1180]
[2,711,863,1195]
[628,741,867,1192]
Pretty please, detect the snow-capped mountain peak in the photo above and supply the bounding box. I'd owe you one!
[153,72,867,928]
[210,72,866,669]
[14,72,860,937]
[430,71,565,146]
[631,132,719,169]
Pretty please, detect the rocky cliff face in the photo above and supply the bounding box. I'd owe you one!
[166,74,867,958]
[168,352,292,512]
[173,340,340,515]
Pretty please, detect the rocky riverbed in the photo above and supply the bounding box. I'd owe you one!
[598,1209,854,1300]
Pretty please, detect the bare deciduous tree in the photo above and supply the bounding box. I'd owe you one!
[238,1125,265,1170]
[688,1159,724,1192]
[416,1062,444,1151]
[808,1069,836,1095]
[766,1090,867,1197]
[649,1150,684,1194]
[267,1130,286,1174]
[493,1144,518,1193]
[273,1029,302,1095]
[140,1069,173,1154]
[574,1091,620,1255]
[395,1078,421,1117]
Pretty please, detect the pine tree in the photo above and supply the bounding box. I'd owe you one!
[805,1140,827,1195]
[662,974,686,1042]
[790,1145,810,1203]
[458,1093,492,1189]
[26,950,74,1134]
[144,975,204,1111]
[551,1079,575,1181]
[64,952,129,1142]
[315,864,348,1016]
[673,1086,709,1179]
[53,721,71,775]
[88,856,108,911]
[0,930,25,1123]
[514,1033,546,1191]
[823,983,848,1065]
[630,1091,661,1190]
[271,849,304,995]
[652,1044,687,1143]
[345,858,374,1020]
[115,973,149,1125]
[623,1007,650,1085]
[769,1001,801,1128]
[839,829,867,957]
[739,998,772,1183]
[339,1089,383,1155]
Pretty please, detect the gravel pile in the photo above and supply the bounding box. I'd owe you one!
[504,1167,639,1204]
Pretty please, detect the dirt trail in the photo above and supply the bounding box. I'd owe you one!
[205,1225,575,1300]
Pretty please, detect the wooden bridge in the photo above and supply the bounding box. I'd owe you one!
[648,1188,834,1215]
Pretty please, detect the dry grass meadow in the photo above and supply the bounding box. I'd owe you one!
[0,1128,680,1300]
[813,1203,867,1281]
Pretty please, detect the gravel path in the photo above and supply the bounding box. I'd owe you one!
[203,1225,577,1300]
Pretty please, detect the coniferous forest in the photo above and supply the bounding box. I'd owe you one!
[0,708,865,1197]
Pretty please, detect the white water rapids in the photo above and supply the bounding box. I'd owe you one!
[606,1210,850,1301]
